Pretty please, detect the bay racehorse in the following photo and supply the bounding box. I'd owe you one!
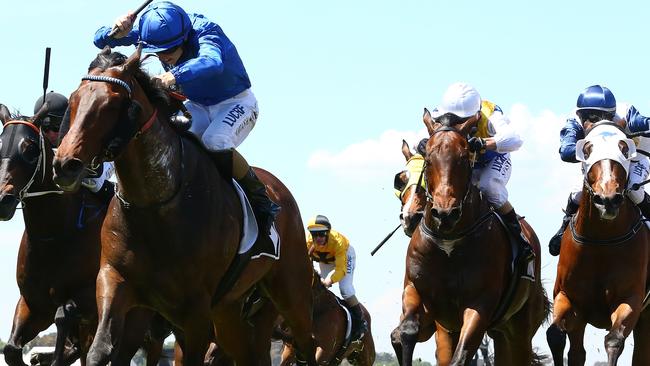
[276,270,375,365]
[546,121,650,366]
[391,109,549,366]
[52,47,316,365]
[0,105,167,366]
[393,139,426,237]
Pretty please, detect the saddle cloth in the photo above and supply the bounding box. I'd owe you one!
[232,179,280,259]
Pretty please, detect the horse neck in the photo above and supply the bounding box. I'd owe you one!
[22,143,74,238]
[113,100,182,207]
[575,187,639,238]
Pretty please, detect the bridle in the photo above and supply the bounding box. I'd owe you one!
[423,126,474,217]
[2,121,63,203]
[418,125,498,242]
[80,74,158,165]
[78,73,182,210]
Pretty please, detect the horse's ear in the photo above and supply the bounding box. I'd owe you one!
[101,45,112,56]
[31,101,49,127]
[0,104,11,125]
[123,43,142,74]
[401,139,413,160]
[423,108,436,136]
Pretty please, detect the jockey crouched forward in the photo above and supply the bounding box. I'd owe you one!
[94,1,278,233]
[34,92,114,203]
[423,82,535,265]
[306,215,368,342]
[548,85,650,256]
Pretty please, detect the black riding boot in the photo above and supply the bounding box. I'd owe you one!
[548,196,579,256]
[236,168,280,235]
[637,192,650,219]
[349,304,369,341]
[501,209,534,263]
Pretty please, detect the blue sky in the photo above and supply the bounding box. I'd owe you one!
[1,0,649,363]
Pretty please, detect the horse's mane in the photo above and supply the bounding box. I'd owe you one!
[88,50,170,108]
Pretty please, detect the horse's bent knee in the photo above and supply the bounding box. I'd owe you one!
[4,344,27,366]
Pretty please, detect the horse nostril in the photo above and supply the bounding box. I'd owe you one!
[612,193,624,206]
[60,158,85,177]
[593,194,605,205]
[449,207,460,221]
[430,208,439,218]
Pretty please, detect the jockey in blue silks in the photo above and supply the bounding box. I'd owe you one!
[94,1,277,233]
[548,85,650,255]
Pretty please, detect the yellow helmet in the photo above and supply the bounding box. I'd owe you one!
[307,214,331,232]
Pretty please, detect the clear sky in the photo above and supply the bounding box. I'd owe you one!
[1,0,649,364]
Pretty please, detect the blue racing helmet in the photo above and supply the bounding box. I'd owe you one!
[576,85,616,123]
[139,1,191,53]
[576,85,616,112]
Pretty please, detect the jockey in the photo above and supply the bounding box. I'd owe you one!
[548,85,650,256]
[306,215,368,342]
[93,1,277,234]
[34,92,115,202]
[429,82,534,263]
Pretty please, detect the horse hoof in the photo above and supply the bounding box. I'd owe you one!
[4,344,27,366]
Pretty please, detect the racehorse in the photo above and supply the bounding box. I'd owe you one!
[276,270,375,365]
[393,139,493,366]
[546,121,650,366]
[391,109,549,366]
[0,105,166,366]
[52,47,317,365]
[393,139,426,237]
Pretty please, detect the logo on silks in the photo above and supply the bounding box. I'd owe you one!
[575,123,637,175]
[222,104,246,127]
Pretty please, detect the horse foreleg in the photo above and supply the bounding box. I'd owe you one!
[547,291,573,366]
[51,301,79,366]
[86,266,134,366]
[391,283,425,366]
[449,308,489,366]
[4,296,52,366]
[606,302,640,365]
[632,307,650,366]
[434,324,455,366]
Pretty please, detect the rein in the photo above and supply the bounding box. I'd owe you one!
[3,121,64,202]
[419,209,497,242]
[569,209,646,246]
[80,74,183,210]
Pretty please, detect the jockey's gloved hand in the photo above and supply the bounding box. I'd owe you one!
[468,137,486,152]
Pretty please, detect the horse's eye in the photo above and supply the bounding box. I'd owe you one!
[19,138,39,164]
[583,142,593,160]
[619,140,630,158]
[394,170,409,191]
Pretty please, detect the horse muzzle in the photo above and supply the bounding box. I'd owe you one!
[430,206,462,228]
[52,157,85,192]
[593,192,624,220]
[400,212,422,237]
[0,192,19,221]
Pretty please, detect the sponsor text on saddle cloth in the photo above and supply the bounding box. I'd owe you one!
[233,180,280,259]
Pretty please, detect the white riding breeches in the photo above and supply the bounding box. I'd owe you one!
[315,245,357,300]
[472,153,512,208]
[187,89,259,150]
